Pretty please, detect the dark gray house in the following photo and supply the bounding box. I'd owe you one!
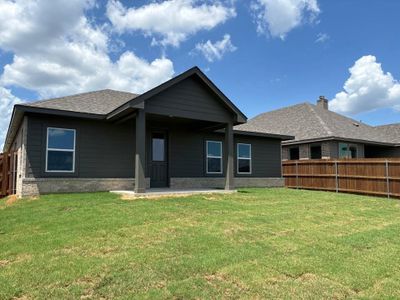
[4,67,292,197]
[236,97,400,160]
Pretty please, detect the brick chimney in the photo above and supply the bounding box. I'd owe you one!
[317,96,328,110]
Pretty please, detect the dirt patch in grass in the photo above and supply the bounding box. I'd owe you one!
[0,259,10,267]
[6,195,19,206]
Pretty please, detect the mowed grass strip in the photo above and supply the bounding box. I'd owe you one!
[0,188,400,299]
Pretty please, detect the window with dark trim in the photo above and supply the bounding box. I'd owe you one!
[237,143,251,174]
[46,127,76,172]
[339,143,358,158]
[289,147,300,160]
[310,145,322,159]
[206,140,222,174]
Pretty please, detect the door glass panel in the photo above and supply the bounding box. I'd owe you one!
[152,137,165,161]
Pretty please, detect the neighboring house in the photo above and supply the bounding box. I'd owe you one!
[236,97,400,160]
[4,67,292,197]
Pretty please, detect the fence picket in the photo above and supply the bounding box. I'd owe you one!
[283,158,400,198]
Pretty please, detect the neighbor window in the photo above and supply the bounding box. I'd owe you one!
[310,145,322,159]
[339,143,358,158]
[206,141,222,174]
[289,147,300,160]
[46,127,76,172]
[237,143,251,174]
[349,145,358,158]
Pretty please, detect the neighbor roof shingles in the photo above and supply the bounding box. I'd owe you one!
[24,89,138,115]
[235,102,400,145]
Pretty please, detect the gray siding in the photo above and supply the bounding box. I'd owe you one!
[169,128,282,178]
[26,114,282,180]
[234,135,282,177]
[26,114,135,178]
[145,76,234,123]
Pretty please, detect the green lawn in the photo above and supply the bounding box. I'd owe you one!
[1,189,400,299]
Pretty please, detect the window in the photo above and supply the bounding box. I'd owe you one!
[310,145,322,159]
[289,147,300,160]
[339,143,348,158]
[206,141,222,174]
[46,127,76,172]
[237,143,251,174]
[349,145,358,158]
[152,133,165,162]
[339,143,358,158]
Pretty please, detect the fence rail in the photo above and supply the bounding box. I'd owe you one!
[282,159,400,198]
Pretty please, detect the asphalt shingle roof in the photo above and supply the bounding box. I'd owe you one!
[25,89,138,115]
[235,102,400,145]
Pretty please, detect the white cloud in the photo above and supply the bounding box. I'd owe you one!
[0,87,23,149]
[315,32,329,43]
[251,0,320,39]
[194,34,237,62]
[330,55,400,114]
[0,0,175,99]
[106,0,236,47]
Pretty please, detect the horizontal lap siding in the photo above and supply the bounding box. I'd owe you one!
[169,130,282,178]
[145,77,234,123]
[26,115,135,178]
[26,115,283,180]
[235,136,282,177]
[169,130,205,177]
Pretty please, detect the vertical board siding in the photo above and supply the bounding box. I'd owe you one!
[283,159,400,198]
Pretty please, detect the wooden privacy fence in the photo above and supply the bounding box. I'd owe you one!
[283,159,400,198]
[0,152,17,198]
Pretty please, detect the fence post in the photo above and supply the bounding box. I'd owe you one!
[296,161,299,189]
[335,161,339,193]
[385,160,390,199]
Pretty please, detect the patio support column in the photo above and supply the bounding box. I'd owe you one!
[224,122,235,190]
[135,109,146,193]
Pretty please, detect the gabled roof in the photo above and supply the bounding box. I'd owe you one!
[4,67,250,151]
[375,123,400,144]
[235,102,400,145]
[107,66,247,123]
[25,89,138,115]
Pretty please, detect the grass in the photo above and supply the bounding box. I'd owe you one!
[1,188,400,299]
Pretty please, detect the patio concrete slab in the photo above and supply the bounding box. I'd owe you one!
[111,188,237,198]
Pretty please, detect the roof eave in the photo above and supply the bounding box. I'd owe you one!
[283,136,398,147]
[3,105,106,152]
[233,130,294,140]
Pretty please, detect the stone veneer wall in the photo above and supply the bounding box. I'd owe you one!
[299,144,310,160]
[20,178,150,197]
[170,177,284,189]
[20,177,284,196]
[282,147,289,160]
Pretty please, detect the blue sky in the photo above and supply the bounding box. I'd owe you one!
[1,0,400,147]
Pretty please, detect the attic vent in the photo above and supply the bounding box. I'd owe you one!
[352,122,360,127]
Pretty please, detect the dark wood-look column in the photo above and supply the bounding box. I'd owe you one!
[135,109,146,193]
[224,122,235,190]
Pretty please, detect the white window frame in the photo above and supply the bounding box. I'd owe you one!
[206,140,223,174]
[46,127,76,173]
[237,143,252,174]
